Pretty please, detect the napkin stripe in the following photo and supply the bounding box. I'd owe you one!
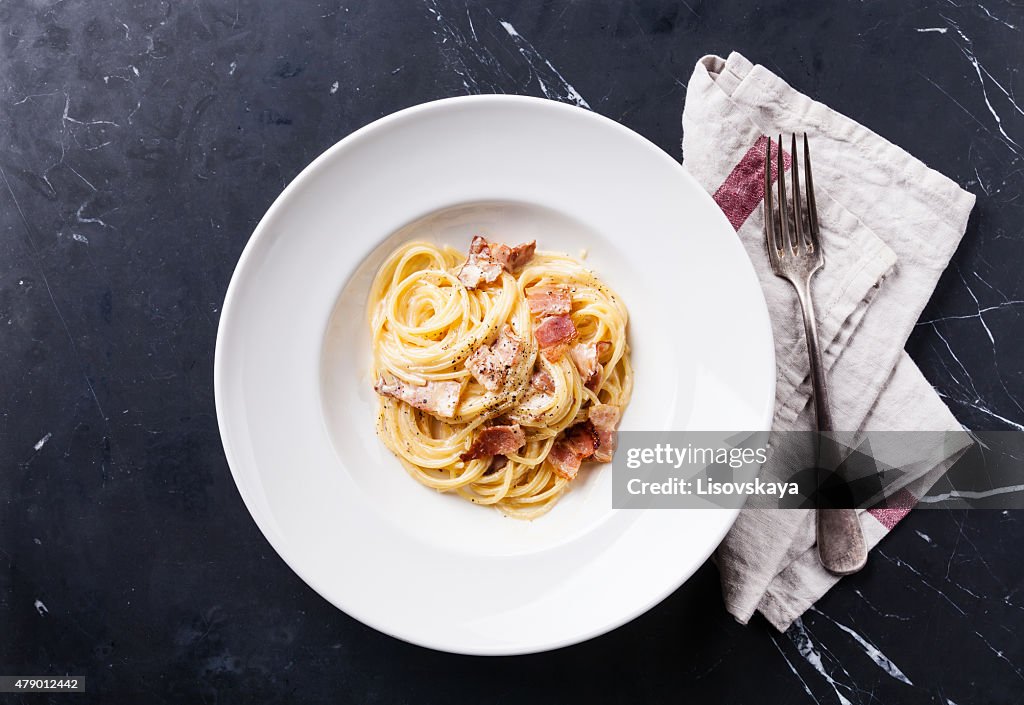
[713,135,791,231]
[867,487,916,529]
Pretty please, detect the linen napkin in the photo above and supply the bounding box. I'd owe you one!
[680,52,976,630]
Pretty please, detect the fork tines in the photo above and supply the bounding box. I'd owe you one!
[764,133,821,264]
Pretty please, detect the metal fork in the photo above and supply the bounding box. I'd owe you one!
[764,134,867,576]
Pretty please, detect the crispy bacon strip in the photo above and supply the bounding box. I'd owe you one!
[374,376,462,418]
[589,404,621,462]
[526,284,571,316]
[457,237,536,288]
[460,424,526,461]
[491,240,536,272]
[547,422,599,480]
[547,441,583,480]
[465,325,523,392]
[547,405,620,478]
[457,236,503,288]
[530,368,555,394]
[564,421,599,458]
[535,315,577,362]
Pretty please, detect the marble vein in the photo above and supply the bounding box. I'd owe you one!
[977,5,1017,30]
[811,608,914,686]
[422,0,513,93]
[941,15,1023,153]
[919,483,1024,502]
[786,619,854,705]
[972,630,1024,681]
[877,550,966,615]
[33,432,53,451]
[498,20,591,109]
[853,589,912,622]
[769,633,822,705]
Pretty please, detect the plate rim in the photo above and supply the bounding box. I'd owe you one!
[214,94,776,655]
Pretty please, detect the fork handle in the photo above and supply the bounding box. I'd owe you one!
[793,278,832,434]
[793,278,868,576]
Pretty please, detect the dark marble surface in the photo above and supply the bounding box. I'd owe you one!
[2,0,1023,702]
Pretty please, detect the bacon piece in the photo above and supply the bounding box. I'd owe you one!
[535,315,577,361]
[457,237,535,288]
[526,284,572,316]
[465,325,523,392]
[535,315,577,346]
[589,404,621,462]
[569,340,612,390]
[468,235,488,255]
[547,422,599,480]
[547,410,616,478]
[564,421,599,458]
[530,368,555,394]
[491,240,536,272]
[539,343,567,363]
[457,236,503,288]
[569,342,599,387]
[374,376,462,418]
[460,424,526,461]
[547,441,583,480]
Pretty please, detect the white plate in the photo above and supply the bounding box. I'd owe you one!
[215,95,774,655]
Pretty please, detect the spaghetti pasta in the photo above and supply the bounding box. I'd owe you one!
[368,237,632,519]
